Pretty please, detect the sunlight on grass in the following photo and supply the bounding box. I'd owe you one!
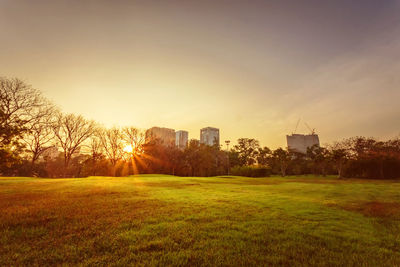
[0,175,399,265]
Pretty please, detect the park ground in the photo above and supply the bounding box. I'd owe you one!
[0,175,400,266]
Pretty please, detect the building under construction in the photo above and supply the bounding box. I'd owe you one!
[287,120,320,154]
[286,134,320,154]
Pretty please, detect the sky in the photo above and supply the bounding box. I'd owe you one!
[1,0,400,148]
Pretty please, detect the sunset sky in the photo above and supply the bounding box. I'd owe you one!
[1,0,399,148]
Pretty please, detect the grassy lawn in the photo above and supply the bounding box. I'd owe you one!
[1,175,400,266]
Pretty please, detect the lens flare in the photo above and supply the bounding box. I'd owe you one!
[123,145,133,153]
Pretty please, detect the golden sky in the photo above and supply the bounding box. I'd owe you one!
[1,0,400,148]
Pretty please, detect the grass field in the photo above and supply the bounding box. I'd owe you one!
[1,175,400,266]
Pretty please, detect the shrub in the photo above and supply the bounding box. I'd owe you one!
[230,165,271,177]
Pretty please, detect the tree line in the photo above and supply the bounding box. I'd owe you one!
[1,77,400,179]
[229,137,400,179]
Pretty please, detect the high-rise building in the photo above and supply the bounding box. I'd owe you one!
[175,130,188,149]
[40,146,60,160]
[146,127,175,146]
[200,127,220,146]
[286,134,320,154]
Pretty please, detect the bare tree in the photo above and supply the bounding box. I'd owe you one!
[87,132,104,176]
[0,77,46,145]
[53,113,96,176]
[22,102,57,166]
[99,127,124,175]
[122,126,146,174]
[0,77,53,174]
[122,126,145,155]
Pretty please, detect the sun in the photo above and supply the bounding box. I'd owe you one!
[123,145,133,153]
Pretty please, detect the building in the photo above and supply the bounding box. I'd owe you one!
[286,134,320,154]
[40,146,60,160]
[200,127,220,146]
[175,130,188,149]
[146,127,175,146]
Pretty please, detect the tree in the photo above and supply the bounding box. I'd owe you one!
[180,139,223,176]
[257,146,272,166]
[287,150,308,175]
[122,127,146,174]
[272,148,290,176]
[0,77,45,145]
[233,138,260,166]
[0,77,48,175]
[341,137,381,179]
[307,144,329,176]
[122,126,145,155]
[99,127,124,176]
[166,146,183,176]
[21,103,57,168]
[328,141,349,178]
[87,133,104,176]
[370,140,391,179]
[228,150,241,169]
[52,113,96,176]
[184,139,201,176]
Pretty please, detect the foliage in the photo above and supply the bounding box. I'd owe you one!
[306,144,329,176]
[272,148,291,176]
[230,165,271,177]
[2,77,400,179]
[341,137,400,179]
[233,138,260,166]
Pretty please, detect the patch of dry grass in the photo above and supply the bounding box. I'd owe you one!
[332,201,400,218]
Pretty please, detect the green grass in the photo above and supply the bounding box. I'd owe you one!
[0,175,399,266]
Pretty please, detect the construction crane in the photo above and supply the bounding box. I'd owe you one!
[293,118,301,134]
[304,122,316,135]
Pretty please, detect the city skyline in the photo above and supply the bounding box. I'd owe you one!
[1,0,399,148]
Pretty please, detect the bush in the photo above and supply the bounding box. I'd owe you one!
[230,165,271,177]
[342,159,400,179]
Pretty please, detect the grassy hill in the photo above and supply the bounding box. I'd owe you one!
[1,175,399,266]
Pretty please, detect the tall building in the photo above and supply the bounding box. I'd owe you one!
[40,146,60,160]
[175,130,188,149]
[286,134,320,154]
[146,127,175,146]
[200,127,220,146]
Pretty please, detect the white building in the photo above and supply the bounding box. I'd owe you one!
[175,130,188,149]
[200,127,220,146]
[286,134,320,154]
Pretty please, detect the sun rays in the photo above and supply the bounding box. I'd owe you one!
[123,145,133,153]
